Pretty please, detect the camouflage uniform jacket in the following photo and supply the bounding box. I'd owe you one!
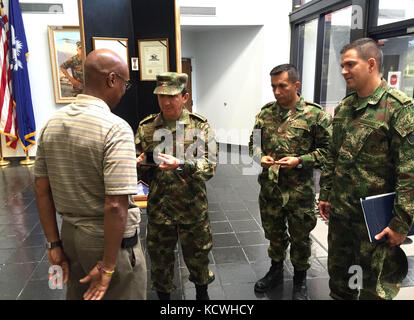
[319,80,414,234]
[135,108,217,225]
[249,95,332,203]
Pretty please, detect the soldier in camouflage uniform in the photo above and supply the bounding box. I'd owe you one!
[318,38,414,300]
[249,64,332,300]
[60,41,84,95]
[135,72,217,300]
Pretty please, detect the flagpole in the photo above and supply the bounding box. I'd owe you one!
[0,137,10,166]
[20,149,34,166]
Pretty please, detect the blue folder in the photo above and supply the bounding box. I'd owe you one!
[137,180,149,196]
[360,192,414,243]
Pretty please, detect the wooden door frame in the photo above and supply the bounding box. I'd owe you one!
[182,57,193,112]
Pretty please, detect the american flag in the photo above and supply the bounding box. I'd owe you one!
[0,1,17,149]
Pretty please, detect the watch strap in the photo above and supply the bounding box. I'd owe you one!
[176,160,185,171]
[297,156,303,169]
[46,240,62,249]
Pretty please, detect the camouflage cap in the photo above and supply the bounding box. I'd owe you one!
[153,72,188,95]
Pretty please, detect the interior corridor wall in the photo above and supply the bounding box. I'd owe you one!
[179,0,291,146]
[182,27,264,146]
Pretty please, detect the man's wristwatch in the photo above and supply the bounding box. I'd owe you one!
[296,156,303,169]
[176,160,185,172]
[46,240,62,249]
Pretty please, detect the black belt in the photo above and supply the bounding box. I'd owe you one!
[121,229,138,248]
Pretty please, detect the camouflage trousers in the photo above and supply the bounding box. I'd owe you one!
[258,186,317,271]
[328,209,408,300]
[147,216,214,293]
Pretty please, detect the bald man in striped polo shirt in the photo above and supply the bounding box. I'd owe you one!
[34,49,146,300]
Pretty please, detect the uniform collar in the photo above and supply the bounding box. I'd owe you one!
[154,107,190,128]
[354,79,388,111]
[275,94,303,119]
[295,95,306,111]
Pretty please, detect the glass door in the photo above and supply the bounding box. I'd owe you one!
[319,6,352,115]
[379,35,414,98]
[376,0,414,26]
[297,18,318,102]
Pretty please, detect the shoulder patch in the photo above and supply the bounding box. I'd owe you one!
[304,101,322,109]
[190,112,207,122]
[388,89,413,106]
[139,113,158,125]
[261,101,275,110]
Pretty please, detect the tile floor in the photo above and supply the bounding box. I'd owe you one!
[0,148,413,300]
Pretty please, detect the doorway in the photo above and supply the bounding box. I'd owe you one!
[182,58,193,112]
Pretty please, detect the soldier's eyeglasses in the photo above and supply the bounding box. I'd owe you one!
[111,72,133,90]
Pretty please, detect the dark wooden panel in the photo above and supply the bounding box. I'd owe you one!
[131,0,178,123]
[81,0,139,131]
[80,0,178,133]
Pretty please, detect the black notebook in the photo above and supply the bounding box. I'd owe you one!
[360,192,414,243]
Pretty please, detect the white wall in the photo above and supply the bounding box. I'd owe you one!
[178,0,291,145]
[182,27,264,146]
[1,0,79,157]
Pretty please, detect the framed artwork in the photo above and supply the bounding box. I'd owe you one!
[138,38,169,81]
[47,25,83,104]
[92,37,130,76]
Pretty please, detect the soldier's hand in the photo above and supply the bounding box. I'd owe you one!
[375,227,407,246]
[275,157,300,169]
[318,201,330,220]
[261,156,275,168]
[158,153,180,171]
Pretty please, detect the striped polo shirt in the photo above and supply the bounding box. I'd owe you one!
[34,94,140,237]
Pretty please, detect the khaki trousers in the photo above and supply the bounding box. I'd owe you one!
[61,220,147,300]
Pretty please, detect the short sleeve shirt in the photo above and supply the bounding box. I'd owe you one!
[35,94,139,237]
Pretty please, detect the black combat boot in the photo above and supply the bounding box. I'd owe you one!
[292,270,310,300]
[195,284,210,300]
[157,291,171,300]
[254,260,284,293]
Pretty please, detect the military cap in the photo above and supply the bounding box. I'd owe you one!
[153,72,188,95]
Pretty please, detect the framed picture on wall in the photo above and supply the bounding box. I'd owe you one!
[47,25,83,104]
[138,38,169,81]
[92,37,130,76]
